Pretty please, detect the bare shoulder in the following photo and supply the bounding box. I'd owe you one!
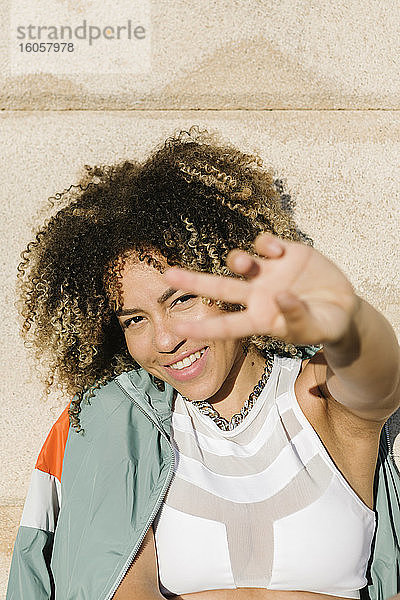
[295,350,382,508]
[295,349,384,438]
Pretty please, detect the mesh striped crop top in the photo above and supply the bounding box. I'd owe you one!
[153,355,376,599]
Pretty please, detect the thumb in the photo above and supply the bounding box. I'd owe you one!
[275,292,318,343]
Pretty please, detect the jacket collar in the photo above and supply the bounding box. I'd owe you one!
[116,368,175,435]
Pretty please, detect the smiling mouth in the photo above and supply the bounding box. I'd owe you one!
[162,346,210,382]
[168,347,208,370]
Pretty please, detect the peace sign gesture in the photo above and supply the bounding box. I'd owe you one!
[164,233,358,346]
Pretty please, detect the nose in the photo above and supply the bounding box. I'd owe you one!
[152,317,185,354]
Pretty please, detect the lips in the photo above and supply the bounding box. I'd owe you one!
[163,346,209,382]
[163,346,207,367]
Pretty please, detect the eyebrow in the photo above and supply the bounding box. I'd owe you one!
[116,287,178,316]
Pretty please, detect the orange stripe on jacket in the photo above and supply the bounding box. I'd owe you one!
[35,404,71,482]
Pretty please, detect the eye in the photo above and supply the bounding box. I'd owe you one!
[123,315,144,329]
[172,294,197,307]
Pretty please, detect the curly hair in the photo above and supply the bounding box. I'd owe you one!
[17,126,317,433]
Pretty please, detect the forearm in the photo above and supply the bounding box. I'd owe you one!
[323,296,400,418]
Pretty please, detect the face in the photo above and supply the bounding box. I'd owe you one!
[117,258,245,402]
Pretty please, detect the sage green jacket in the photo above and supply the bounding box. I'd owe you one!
[6,367,400,599]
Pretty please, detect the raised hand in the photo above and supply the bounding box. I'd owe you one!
[164,233,358,346]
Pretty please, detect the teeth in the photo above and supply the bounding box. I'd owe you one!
[169,347,207,370]
[172,360,184,370]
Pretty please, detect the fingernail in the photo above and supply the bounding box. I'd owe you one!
[269,241,282,253]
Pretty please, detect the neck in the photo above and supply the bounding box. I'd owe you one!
[206,345,267,421]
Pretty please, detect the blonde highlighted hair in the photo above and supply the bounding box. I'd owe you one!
[17,126,315,433]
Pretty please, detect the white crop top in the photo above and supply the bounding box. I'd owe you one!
[153,355,376,599]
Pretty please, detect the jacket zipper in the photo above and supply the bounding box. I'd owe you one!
[103,380,176,600]
[384,421,394,463]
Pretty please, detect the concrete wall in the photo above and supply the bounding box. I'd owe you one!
[1,0,400,596]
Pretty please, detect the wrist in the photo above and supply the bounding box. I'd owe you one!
[323,295,363,367]
[324,294,362,348]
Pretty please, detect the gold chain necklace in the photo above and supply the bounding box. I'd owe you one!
[183,352,275,431]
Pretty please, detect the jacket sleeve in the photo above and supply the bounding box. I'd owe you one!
[6,404,71,599]
[361,425,400,600]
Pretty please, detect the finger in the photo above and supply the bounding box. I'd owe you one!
[254,233,285,258]
[274,292,320,343]
[164,268,249,305]
[169,311,259,340]
[226,249,261,279]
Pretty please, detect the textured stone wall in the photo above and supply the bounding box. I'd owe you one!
[1,0,399,596]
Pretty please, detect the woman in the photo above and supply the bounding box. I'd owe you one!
[6,127,400,600]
